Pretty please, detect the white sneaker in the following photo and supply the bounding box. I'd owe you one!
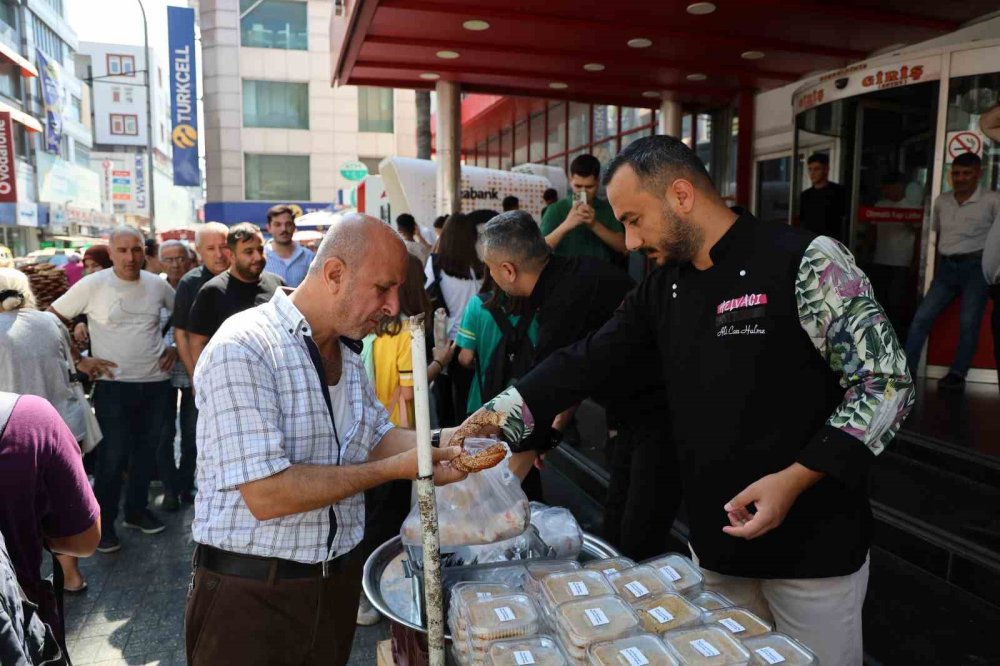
[357,595,381,626]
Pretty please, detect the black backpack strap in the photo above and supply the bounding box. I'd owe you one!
[429,255,450,317]
[47,547,69,664]
[0,392,16,439]
[483,302,515,338]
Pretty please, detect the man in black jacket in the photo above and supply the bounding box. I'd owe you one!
[462,137,914,666]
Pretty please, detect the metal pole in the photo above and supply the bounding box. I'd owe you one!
[137,0,156,236]
[408,314,445,666]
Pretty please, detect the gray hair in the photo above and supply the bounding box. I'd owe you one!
[308,212,401,276]
[108,225,145,245]
[158,239,193,261]
[195,222,229,248]
[481,210,550,268]
[0,267,36,311]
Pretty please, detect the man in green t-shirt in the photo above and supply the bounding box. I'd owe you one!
[540,154,627,263]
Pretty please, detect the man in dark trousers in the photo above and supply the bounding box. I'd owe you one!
[479,211,678,559]
[461,136,914,666]
[799,152,847,242]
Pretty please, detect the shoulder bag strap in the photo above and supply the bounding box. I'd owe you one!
[0,392,17,440]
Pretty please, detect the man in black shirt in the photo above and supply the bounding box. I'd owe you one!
[799,152,847,242]
[188,223,283,367]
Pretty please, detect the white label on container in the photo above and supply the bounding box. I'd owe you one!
[755,647,786,664]
[513,650,536,665]
[659,565,682,582]
[584,607,610,626]
[624,581,650,598]
[690,639,721,657]
[494,606,516,622]
[619,647,650,666]
[648,606,674,624]
[476,592,493,600]
[719,617,746,633]
[567,581,589,597]
[603,568,618,575]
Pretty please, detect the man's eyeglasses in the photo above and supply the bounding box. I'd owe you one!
[161,257,188,264]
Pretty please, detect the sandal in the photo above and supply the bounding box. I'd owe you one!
[64,580,88,594]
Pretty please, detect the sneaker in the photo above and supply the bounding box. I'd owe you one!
[357,595,381,626]
[97,533,121,553]
[161,492,180,512]
[123,510,166,535]
[938,372,966,392]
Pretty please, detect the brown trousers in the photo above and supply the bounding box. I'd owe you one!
[184,550,364,666]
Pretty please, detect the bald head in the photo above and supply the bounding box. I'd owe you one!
[308,212,405,276]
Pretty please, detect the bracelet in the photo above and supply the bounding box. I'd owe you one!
[431,429,442,448]
[429,359,442,370]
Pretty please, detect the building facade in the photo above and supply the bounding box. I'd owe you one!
[199,0,417,225]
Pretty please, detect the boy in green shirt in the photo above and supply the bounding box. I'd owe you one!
[540,154,627,263]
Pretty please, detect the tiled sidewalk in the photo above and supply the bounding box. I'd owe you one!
[54,494,388,665]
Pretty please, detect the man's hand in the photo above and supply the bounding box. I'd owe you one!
[564,202,592,229]
[159,347,179,373]
[393,445,465,485]
[445,411,503,449]
[76,356,117,380]
[433,340,456,367]
[73,322,89,345]
[576,203,596,227]
[722,463,824,540]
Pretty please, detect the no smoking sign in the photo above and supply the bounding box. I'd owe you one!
[946,130,985,163]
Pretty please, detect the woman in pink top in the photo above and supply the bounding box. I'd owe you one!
[63,254,84,286]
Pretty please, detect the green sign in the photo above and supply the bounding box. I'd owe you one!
[340,160,369,182]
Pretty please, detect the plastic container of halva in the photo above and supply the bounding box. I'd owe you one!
[661,626,750,665]
[607,566,674,603]
[524,560,582,596]
[588,633,680,666]
[686,591,735,612]
[553,596,641,661]
[702,608,772,639]
[464,593,542,657]
[642,554,704,596]
[540,569,616,610]
[632,593,702,634]
[450,582,517,655]
[486,635,570,665]
[583,557,637,578]
[742,633,817,666]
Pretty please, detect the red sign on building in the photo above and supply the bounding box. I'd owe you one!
[0,112,17,203]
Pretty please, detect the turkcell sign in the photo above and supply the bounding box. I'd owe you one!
[167,6,200,187]
[0,112,17,203]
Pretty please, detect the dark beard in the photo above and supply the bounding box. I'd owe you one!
[657,201,702,264]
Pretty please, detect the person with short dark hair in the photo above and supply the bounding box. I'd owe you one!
[462,135,913,666]
[799,152,848,242]
[540,154,627,263]
[264,204,314,288]
[144,237,164,274]
[187,223,284,368]
[904,152,1000,391]
[432,215,447,239]
[541,188,558,220]
[501,195,519,212]
[396,213,429,263]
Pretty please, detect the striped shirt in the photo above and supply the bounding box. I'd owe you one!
[192,288,394,563]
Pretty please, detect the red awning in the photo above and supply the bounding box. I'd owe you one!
[0,41,38,78]
[0,100,43,133]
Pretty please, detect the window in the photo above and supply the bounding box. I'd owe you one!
[0,2,17,32]
[244,154,310,200]
[357,87,393,133]
[547,102,565,156]
[487,135,500,170]
[0,62,20,103]
[240,0,307,51]
[593,105,618,142]
[500,127,513,171]
[112,87,121,103]
[514,120,528,166]
[68,95,81,123]
[107,54,135,77]
[243,80,309,129]
[110,113,139,136]
[124,87,133,103]
[529,112,545,163]
[568,102,589,150]
[621,107,653,132]
[32,17,64,63]
[41,0,63,14]
[74,141,91,168]
[756,157,791,224]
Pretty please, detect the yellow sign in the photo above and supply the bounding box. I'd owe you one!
[172,124,198,149]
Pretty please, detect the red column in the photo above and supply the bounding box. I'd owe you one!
[736,91,755,209]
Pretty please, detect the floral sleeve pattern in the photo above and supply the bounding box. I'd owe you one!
[796,236,915,455]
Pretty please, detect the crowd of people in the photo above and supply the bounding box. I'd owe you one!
[0,136,995,666]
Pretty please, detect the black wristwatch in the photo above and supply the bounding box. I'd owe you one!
[431,429,442,448]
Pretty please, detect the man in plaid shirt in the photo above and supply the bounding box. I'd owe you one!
[185,213,472,666]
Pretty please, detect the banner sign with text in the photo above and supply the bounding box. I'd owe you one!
[35,48,62,154]
[858,206,925,224]
[167,6,200,186]
[0,112,17,203]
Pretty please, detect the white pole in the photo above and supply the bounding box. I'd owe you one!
[408,314,445,665]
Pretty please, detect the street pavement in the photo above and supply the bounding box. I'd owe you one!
[54,490,389,665]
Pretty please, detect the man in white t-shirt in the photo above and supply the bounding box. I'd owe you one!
[50,226,177,553]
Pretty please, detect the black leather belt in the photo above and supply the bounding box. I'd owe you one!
[195,544,355,580]
[942,251,984,262]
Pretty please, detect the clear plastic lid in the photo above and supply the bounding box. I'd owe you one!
[686,590,735,611]
[541,570,615,608]
[526,559,582,580]
[583,557,637,577]
[632,593,702,634]
[703,608,772,639]
[554,596,641,652]
[607,566,674,602]
[642,554,704,596]
[588,633,680,666]
[662,626,751,665]
[487,635,571,666]
[464,593,542,645]
[742,633,817,666]
[451,582,516,612]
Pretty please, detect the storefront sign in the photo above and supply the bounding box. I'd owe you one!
[945,130,986,163]
[36,153,102,210]
[35,48,62,155]
[167,6,200,187]
[16,201,38,227]
[794,56,941,114]
[202,201,333,226]
[858,206,924,223]
[340,160,369,181]
[0,112,17,203]
[134,154,147,213]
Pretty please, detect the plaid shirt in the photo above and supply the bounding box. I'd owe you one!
[192,288,394,563]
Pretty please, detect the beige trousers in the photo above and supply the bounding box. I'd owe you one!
[696,554,870,666]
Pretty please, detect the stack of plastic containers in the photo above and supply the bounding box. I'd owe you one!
[486,635,571,665]
[539,570,616,617]
[588,633,680,665]
[551,596,642,661]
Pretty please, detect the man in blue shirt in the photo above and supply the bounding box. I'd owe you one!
[263,204,315,287]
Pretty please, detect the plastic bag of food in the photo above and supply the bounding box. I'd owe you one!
[530,502,583,559]
[400,456,530,547]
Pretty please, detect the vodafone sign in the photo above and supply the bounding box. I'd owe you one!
[0,112,16,203]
